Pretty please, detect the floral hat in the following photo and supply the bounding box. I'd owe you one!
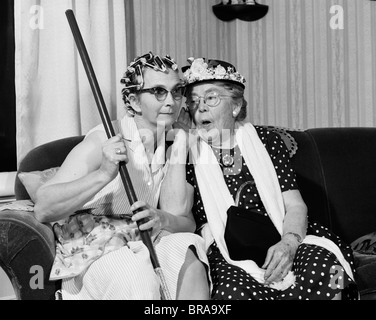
[182,57,246,89]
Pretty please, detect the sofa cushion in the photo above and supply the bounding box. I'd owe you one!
[289,128,376,244]
[15,136,85,200]
[18,167,59,203]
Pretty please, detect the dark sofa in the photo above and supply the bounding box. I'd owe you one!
[1,127,376,300]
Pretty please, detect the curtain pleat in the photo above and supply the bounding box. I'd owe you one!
[15,0,128,165]
[130,0,376,129]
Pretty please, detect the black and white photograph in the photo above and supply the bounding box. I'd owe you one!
[1,0,376,307]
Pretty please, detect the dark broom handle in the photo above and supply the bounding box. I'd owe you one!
[65,9,160,270]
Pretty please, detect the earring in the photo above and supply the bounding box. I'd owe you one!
[233,111,238,117]
[127,106,142,117]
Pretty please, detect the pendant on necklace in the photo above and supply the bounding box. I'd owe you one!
[222,153,234,167]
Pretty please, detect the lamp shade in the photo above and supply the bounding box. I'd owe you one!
[212,2,269,22]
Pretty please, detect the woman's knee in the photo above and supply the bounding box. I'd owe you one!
[183,246,207,272]
[177,247,210,300]
[83,247,160,299]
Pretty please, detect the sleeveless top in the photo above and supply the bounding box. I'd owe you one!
[50,116,170,280]
[82,115,168,215]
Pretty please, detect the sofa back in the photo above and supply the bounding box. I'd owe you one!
[289,127,376,244]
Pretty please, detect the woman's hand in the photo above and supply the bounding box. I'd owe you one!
[99,134,128,181]
[173,107,192,133]
[262,190,307,285]
[173,107,192,149]
[262,236,300,285]
[130,200,164,238]
[167,108,194,164]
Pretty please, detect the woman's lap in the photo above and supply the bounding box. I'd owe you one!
[61,231,209,300]
[209,222,358,300]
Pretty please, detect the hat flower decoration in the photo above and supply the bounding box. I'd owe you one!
[183,57,246,88]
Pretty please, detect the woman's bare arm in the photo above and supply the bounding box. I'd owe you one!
[34,132,127,223]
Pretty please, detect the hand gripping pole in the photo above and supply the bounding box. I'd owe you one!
[65,9,171,300]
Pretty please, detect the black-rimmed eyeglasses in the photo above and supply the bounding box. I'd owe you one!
[138,86,184,102]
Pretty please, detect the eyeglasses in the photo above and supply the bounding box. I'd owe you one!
[186,91,232,110]
[138,86,184,102]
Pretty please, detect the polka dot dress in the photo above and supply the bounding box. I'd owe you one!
[186,126,358,300]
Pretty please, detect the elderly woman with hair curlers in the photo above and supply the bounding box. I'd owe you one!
[34,52,210,300]
[170,57,359,300]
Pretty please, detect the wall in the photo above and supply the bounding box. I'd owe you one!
[0,0,16,172]
[127,0,376,129]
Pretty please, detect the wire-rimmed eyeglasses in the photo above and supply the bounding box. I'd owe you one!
[186,91,232,110]
[138,86,184,102]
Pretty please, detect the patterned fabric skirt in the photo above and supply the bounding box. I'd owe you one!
[209,221,359,300]
[60,231,210,300]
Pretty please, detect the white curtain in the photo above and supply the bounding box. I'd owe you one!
[15,0,128,165]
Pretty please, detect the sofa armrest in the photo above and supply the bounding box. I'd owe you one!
[0,210,61,300]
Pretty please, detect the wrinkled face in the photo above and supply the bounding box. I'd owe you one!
[188,83,241,145]
[130,68,183,130]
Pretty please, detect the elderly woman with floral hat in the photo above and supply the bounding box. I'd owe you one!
[172,57,359,300]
